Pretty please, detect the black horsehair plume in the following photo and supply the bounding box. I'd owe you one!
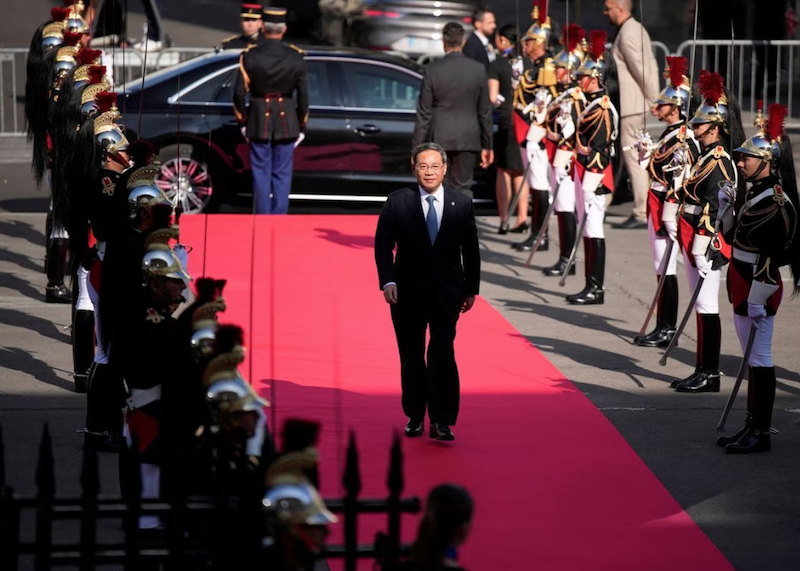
[215,324,245,354]
[281,419,321,454]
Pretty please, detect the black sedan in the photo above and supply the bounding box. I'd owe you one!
[118,46,493,214]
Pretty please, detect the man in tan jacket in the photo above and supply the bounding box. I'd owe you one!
[604,0,660,228]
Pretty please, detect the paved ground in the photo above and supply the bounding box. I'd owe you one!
[2,204,800,570]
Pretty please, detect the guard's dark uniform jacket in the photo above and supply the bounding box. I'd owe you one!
[647,123,699,235]
[575,89,619,194]
[219,33,262,51]
[90,168,126,244]
[232,39,309,141]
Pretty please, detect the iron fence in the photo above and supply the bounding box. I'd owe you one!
[0,424,421,571]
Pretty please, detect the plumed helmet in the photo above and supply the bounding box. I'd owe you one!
[41,20,65,50]
[53,43,81,86]
[690,70,728,127]
[655,56,691,115]
[79,67,111,117]
[263,481,338,527]
[142,227,192,284]
[190,299,227,362]
[553,24,585,72]
[574,30,609,84]
[72,49,103,90]
[734,102,787,164]
[64,0,90,34]
[522,0,551,46]
[206,377,269,414]
[93,91,129,159]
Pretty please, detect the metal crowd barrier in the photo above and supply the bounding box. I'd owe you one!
[3,40,800,136]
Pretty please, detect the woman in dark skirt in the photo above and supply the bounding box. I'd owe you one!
[489,23,526,234]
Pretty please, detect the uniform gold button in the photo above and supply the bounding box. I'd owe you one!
[265,112,270,117]
[279,97,283,102]
[280,111,285,116]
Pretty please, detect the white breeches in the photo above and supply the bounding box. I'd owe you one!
[76,266,93,311]
[522,142,550,191]
[87,270,108,364]
[734,314,775,368]
[551,150,575,213]
[682,249,721,314]
[647,219,678,276]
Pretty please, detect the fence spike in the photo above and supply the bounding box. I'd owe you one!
[35,424,55,500]
[387,431,403,497]
[80,442,100,498]
[0,423,5,490]
[343,431,361,498]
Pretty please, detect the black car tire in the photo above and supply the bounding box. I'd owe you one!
[155,143,221,215]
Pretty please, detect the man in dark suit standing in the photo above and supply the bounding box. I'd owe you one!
[462,8,497,70]
[374,143,481,442]
[412,22,493,199]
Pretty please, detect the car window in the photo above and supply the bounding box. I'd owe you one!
[306,60,335,107]
[179,66,236,103]
[344,62,420,110]
[214,69,239,104]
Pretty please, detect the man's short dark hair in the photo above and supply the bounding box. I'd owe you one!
[411,143,448,165]
[472,8,493,25]
[442,22,465,49]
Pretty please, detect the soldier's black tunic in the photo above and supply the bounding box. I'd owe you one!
[232,39,309,141]
[219,33,261,51]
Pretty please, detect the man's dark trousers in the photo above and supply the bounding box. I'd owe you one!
[250,139,294,214]
[391,300,460,426]
[444,151,478,197]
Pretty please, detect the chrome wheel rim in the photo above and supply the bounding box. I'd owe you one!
[156,157,212,215]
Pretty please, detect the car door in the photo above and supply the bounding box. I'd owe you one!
[339,59,421,197]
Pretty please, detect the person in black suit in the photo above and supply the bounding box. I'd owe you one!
[412,22,493,199]
[462,8,497,71]
[374,143,481,442]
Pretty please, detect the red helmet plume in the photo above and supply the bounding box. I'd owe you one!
[51,7,71,21]
[76,48,102,65]
[95,91,117,114]
[127,139,157,166]
[534,0,548,25]
[767,104,788,142]
[666,56,687,89]
[562,24,584,53]
[698,70,724,104]
[62,30,84,46]
[87,65,106,85]
[588,30,607,62]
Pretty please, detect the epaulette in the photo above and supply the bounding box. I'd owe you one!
[288,43,305,54]
[711,145,729,159]
[599,95,610,109]
[220,34,239,44]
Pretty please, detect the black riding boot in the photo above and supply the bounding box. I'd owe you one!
[567,238,604,305]
[513,190,549,251]
[44,208,53,274]
[85,362,125,453]
[727,366,775,454]
[566,238,592,302]
[543,211,576,277]
[718,367,754,447]
[676,313,721,392]
[670,312,703,388]
[45,238,72,303]
[634,275,678,347]
[72,309,94,393]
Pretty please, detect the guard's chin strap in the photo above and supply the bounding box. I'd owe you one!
[746,159,770,182]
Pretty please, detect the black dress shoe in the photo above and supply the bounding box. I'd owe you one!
[669,369,701,389]
[45,284,72,304]
[566,283,604,305]
[633,327,676,348]
[542,257,575,277]
[404,419,424,437]
[512,236,548,252]
[508,220,531,233]
[498,221,510,235]
[716,423,750,447]
[674,371,721,393]
[612,215,648,230]
[429,423,455,441]
[725,428,771,454]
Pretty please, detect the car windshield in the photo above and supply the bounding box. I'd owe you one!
[117,51,235,93]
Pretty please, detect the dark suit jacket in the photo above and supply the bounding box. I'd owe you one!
[411,52,493,152]
[462,31,491,70]
[374,186,480,314]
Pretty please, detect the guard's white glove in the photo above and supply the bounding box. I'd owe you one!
[694,253,713,278]
[661,201,680,242]
[240,126,247,140]
[747,302,767,325]
[558,115,575,140]
[663,219,678,242]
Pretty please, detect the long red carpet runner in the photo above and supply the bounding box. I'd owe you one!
[181,215,734,571]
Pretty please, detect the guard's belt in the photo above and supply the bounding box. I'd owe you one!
[682,204,702,215]
[126,385,162,411]
[732,247,759,264]
[262,92,293,98]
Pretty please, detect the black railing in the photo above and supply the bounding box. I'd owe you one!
[0,423,421,570]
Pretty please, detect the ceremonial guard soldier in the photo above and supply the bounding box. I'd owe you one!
[565,30,619,305]
[233,7,309,214]
[718,104,799,453]
[633,57,699,347]
[666,71,744,392]
[511,0,559,251]
[540,24,587,276]
[218,3,264,50]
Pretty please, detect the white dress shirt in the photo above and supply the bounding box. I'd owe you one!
[419,184,444,230]
[474,30,496,62]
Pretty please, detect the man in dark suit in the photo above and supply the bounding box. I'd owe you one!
[374,143,481,442]
[462,8,497,70]
[412,22,493,199]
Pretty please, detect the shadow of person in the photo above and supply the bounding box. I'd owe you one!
[0,247,44,274]
[0,273,47,302]
[0,308,70,344]
[0,218,47,248]
[313,228,374,249]
[0,347,75,392]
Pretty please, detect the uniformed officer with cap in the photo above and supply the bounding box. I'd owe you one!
[219,3,264,51]
[233,7,308,214]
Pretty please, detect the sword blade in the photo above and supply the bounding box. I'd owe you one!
[506,154,533,217]
[638,239,676,337]
[525,181,560,268]
[717,324,757,432]
[559,207,588,287]
[659,274,704,366]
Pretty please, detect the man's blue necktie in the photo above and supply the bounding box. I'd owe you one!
[425,195,438,244]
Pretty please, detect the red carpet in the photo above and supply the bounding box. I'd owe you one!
[181,215,734,571]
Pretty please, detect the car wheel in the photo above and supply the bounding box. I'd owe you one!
[154,144,219,215]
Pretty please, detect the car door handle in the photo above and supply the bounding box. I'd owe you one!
[353,124,382,135]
